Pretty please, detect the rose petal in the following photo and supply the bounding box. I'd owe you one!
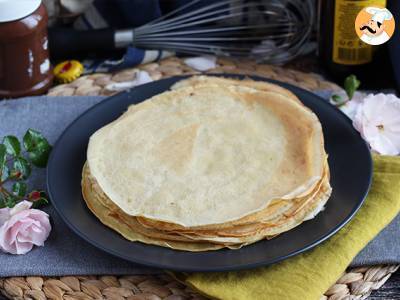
[362,94,385,122]
[29,210,51,225]
[0,225,18,253]
[340,100,360,120]
[352,93,400,155]
[14,240,33,255]
[0,208,11,227]
[29,226,49,246]
[376,129,400,155]
[353,106,366,137]
[380,97,400,127]
[369,131,399,155]
[10,201,32,216]
[5,221,25,244]
[16,220,40,243]
[352,91,367,103]
[0,207,51,255]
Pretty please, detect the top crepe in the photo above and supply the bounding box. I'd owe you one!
[87,83,325,227]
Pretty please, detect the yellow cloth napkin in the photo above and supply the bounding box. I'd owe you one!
[181,155,400,300]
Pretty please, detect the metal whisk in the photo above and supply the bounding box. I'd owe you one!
[131,0,314,63]
[49,0,314,64]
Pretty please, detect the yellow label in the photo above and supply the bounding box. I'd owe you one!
[333,0,386,65]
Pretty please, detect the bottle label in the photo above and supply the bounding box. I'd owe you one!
[333,0,386,65]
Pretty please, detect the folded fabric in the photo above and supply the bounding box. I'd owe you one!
[0,96,399,279]
[181,155,400,300]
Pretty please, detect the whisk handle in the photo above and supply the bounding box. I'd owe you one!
[48,28,116,59]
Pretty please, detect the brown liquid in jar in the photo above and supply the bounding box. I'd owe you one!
[0,3,53,98]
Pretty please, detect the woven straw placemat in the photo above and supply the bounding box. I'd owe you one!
[1,57,397,300]
[47,57,340,97]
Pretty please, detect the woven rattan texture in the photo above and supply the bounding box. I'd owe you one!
[1,57,397,300]
[47,57,340,97]
[0,265,398,300]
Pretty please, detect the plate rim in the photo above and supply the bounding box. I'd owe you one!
[47,74,373,272]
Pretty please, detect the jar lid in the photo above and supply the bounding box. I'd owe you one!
[0,0,41,23]
[54,60,84,83]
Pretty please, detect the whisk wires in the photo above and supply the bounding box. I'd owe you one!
[132,0,314,63]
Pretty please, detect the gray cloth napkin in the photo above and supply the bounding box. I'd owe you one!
[0,95,398,277]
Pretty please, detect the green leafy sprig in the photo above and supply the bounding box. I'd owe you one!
[0,129,51,209]
[344,75,361,100]
[331,75,361,106]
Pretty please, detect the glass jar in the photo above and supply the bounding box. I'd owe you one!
[0,0,53,98]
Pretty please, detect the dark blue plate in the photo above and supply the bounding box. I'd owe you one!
[47,74,372,272]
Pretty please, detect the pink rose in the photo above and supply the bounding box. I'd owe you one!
[0,201,51,255]
[353,93,400,155]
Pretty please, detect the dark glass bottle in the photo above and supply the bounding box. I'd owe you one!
[318,0,394,88]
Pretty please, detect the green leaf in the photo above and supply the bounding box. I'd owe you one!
[31,197,49,208]
[5,195,17,208]
[28,141,52,168]
[1,165,9,182]
[0,144,6,169]
[331,94,342,103]
[12,182,27,197]
[0,197,5,208]
[13,157,31,180]
[0,193,6,208]
[23,129,52,167]
[3,136,21,156]
[23,129,49,152]
[344,75,361,100]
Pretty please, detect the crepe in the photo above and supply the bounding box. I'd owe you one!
[82,162,330,249]
[82,76,332,251]
[171,75,300,104]
[87,84,325,227]
[135,157,329,232]
[82,166,225,251]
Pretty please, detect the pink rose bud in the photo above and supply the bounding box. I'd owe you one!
[0,201,51,255]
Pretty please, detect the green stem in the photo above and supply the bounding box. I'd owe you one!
[337,100,349,108]
[1,154,25,184]
[3,150,32,182]
[4,151,28,164]
[0,177,10,185]
[0,186,11,197]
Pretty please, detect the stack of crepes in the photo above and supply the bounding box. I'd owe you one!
[82,76,332,251]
